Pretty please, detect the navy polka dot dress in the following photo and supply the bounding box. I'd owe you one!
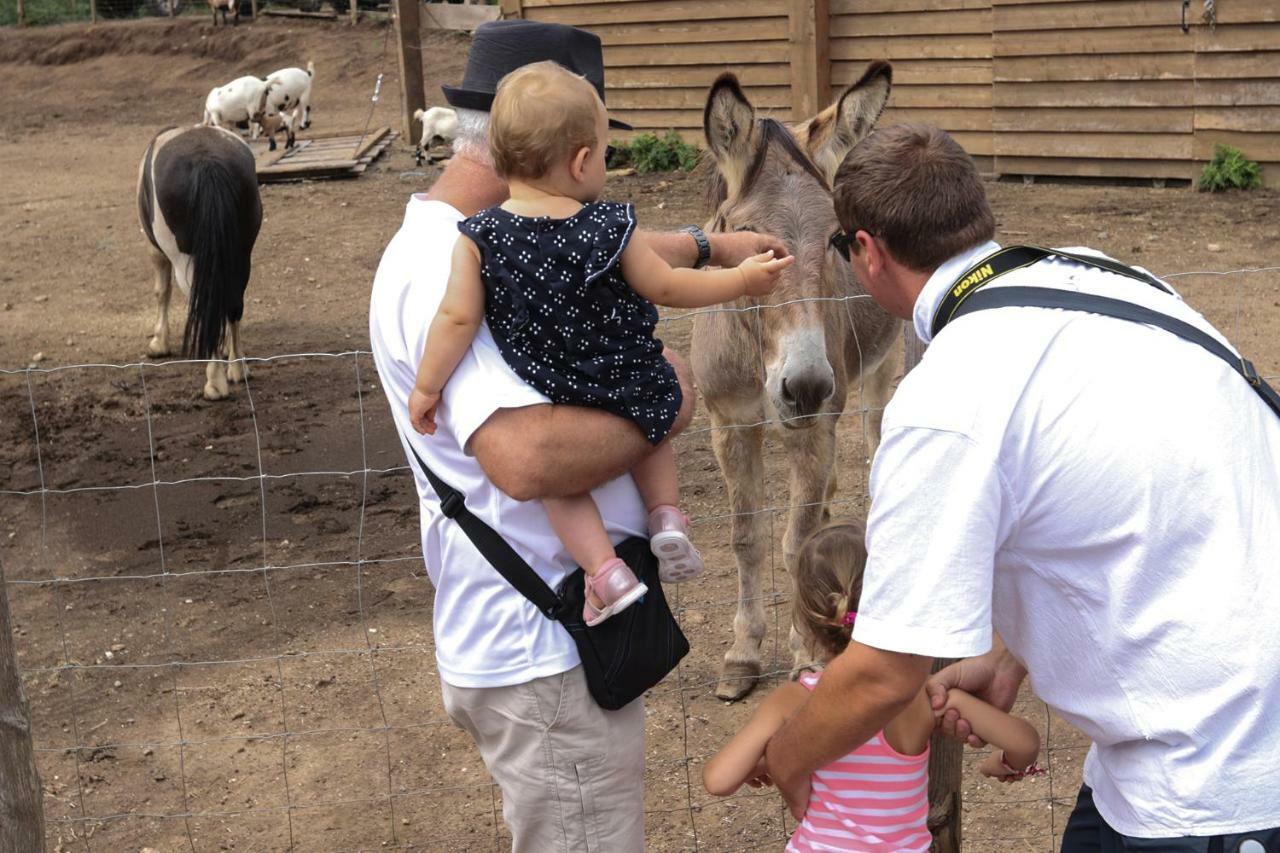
[458,201,681,445]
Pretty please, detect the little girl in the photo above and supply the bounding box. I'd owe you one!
[703,522,1042,852]
[408,60,792,625]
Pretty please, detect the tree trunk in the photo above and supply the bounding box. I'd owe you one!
[927,658,962,853]
[0,559,45,853]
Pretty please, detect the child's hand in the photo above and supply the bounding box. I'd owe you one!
[409,388,441,435]
[978,751,1044,783]
[737,250,795,297]
[744,757,774,789]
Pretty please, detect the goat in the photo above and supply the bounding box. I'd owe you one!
[413,106,457,166]
[260,61,315,151]
[208,0,238,26]
[202,76,283,151]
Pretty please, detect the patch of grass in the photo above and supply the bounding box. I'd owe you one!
[1198,144,1262,192]
[608,131,701,174]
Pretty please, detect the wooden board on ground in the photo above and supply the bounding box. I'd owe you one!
[250,128,397,182]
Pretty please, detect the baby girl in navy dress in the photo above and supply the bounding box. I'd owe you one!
[409,61,792,625]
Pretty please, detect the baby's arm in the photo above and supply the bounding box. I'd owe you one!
[941,688,1041,779]
[409,238,484,435]
[621,232,793,309]
[703,681,809,797]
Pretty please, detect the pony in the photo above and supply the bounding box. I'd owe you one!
[136,125,262,400]
[694,62,901,700]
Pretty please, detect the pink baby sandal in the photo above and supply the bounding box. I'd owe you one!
[648,505,705,584]
[583,557,648,627]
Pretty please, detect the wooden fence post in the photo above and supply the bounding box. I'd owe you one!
[789,0,830,120]
[16,0,25,26]
[348,0,357,27]
[0,559,45,853]
[394,0,425,146]
[498,0,521,18]
[927,658,963,853]
[249,0,257,22]
[90,0,97,24]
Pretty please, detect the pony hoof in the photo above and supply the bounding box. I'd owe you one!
[714,660,762,702]
[203,381,229,401]
[147,339,170,358]
[227,362,248,384]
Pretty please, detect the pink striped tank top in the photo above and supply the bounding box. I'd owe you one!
[786,671,931,852]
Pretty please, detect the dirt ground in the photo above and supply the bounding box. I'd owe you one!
[1,17,1278,853]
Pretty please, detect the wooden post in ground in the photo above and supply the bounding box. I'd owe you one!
[394,0,425,146]
[16,0,25,26]
[788,0,831,120]
[0,559,45,853]
[498,0,521,18]
[90,0,97,24]
[348,0,357,26]
[249,0,257,22]
[927,658,963,853]
[168,0,175,17]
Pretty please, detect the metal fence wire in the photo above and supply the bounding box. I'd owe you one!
[1,264,1277,851]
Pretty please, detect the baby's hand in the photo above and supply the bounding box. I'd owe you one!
[409,388,441,436]
[738,250,794,297]
[978,751,1043,783]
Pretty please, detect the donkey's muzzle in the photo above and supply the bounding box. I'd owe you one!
[780,373,834,422]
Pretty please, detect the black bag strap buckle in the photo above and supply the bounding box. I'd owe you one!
[1242,358,1261,388]
[439,491,465,519]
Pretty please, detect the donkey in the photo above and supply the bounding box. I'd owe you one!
[137,125,262,400]
[694,62,901,700]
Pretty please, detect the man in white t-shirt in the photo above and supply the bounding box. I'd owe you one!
[762,123,1280,849]
[369,22,788,853]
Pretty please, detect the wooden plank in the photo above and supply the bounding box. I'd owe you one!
[995,53,1194,83]
[995,131,1190,160]
[608,86,790,110]
[790,0,831,119]
[832,0,990,12]
[993,26,1189,56]
[605,41,790,66]
[1195,79,1280,107]
[993,1,1186,31]
[1196,22,1280,52]
[994,79,1192,108]
[524,0,785,26]
[263,159,361,174]
[261,8,338,18]
[1193,130,1280,163]
[1195,107,1280,134]
[833,59,991,86]
[887,84,993,109]
[881,106,992,132]
[830,9,991,37]
[1195,50,1280,79]
[993,155,1193,180]
[352,127,392,162]
[591,18,784,46]
[499,0,522,18]
[606,64,792,88]
[832,35,992,60]
[994,106,1191,133]
[1212,0,1280,25]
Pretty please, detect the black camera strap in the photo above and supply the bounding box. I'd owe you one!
[932,246,1280,419]
[404,440,567,621]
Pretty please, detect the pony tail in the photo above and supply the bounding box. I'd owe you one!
[182,159,252,360]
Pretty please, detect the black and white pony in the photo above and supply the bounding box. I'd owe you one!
[137,125,262,400]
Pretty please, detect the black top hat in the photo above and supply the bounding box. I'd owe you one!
[442,20,632,130]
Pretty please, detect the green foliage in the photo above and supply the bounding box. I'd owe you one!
[1198,144,1262,192]
[608,131,701,174]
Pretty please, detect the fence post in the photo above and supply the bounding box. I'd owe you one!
[16,0,25,26]
[927,658,963,853]
[90,0,96,24]
[394,0,425,146]
[789,0,830,120]
[250,0,257,22]
[498,0,521,18]
[0,559,45,853]
[168,0,175,17]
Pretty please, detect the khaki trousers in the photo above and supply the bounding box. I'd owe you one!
[440,666,646,853]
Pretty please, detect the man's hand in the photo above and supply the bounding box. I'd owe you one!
[927,643,1026,747]
[765,738,811,820]
[709,230,790,268]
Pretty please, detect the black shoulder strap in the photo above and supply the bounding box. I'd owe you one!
[403,440,567,620]
[932,245,1173,338]
[950,286,1280,419]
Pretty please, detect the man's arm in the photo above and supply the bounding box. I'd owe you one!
[646,229,790,269]
[764,643,933,820]
[468,348,695,501]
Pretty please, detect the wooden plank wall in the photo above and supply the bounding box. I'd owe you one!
[830,0,994,174]
[517,0,794,140]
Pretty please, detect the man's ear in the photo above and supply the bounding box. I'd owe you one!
[855,230,880,274]
[570,146,592,182]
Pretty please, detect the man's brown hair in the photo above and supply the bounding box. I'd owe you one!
[489,60,602,181]
[833,122,995,272]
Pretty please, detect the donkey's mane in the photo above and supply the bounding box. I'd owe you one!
[706,117,831,216]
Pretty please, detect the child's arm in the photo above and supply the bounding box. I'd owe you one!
[408,238,485,435]
[703,680,810,797]
[940,688,1041,780]
[620,232,793,309]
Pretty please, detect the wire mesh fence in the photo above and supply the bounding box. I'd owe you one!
[1,263,1277,851]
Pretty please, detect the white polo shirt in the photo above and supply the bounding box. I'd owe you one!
[856,241,1280,836]
[369,196,647,688]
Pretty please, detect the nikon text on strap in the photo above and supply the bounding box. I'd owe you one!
[931,246,1280,419]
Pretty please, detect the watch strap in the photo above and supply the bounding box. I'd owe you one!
[681,225,712,269]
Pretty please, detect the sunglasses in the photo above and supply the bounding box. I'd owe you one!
[829,228,876,262]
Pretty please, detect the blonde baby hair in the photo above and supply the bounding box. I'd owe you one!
[489,60,604,181]
[792,521,869,661]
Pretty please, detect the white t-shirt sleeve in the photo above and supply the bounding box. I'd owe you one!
[854,426,1015,659]
[435,322,550,453]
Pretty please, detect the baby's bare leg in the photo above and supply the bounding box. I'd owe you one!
[631,441,679,512]
[544,494,617,576]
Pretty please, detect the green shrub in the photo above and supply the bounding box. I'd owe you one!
[608,131,700,174]
[1198,144,1262,192]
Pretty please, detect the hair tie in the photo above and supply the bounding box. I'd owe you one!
[842,611,857,626]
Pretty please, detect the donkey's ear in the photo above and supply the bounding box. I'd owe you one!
[804,60,892,182]
[703,73,758,196]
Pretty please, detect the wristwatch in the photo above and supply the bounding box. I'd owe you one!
[681,225,712,269]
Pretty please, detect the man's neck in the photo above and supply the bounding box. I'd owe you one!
[425,154,508,217]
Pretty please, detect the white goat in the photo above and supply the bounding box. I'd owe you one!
[261,61,315,151]
[203,76,282,150]
[413,106,457,166]
[208,0,238,26]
